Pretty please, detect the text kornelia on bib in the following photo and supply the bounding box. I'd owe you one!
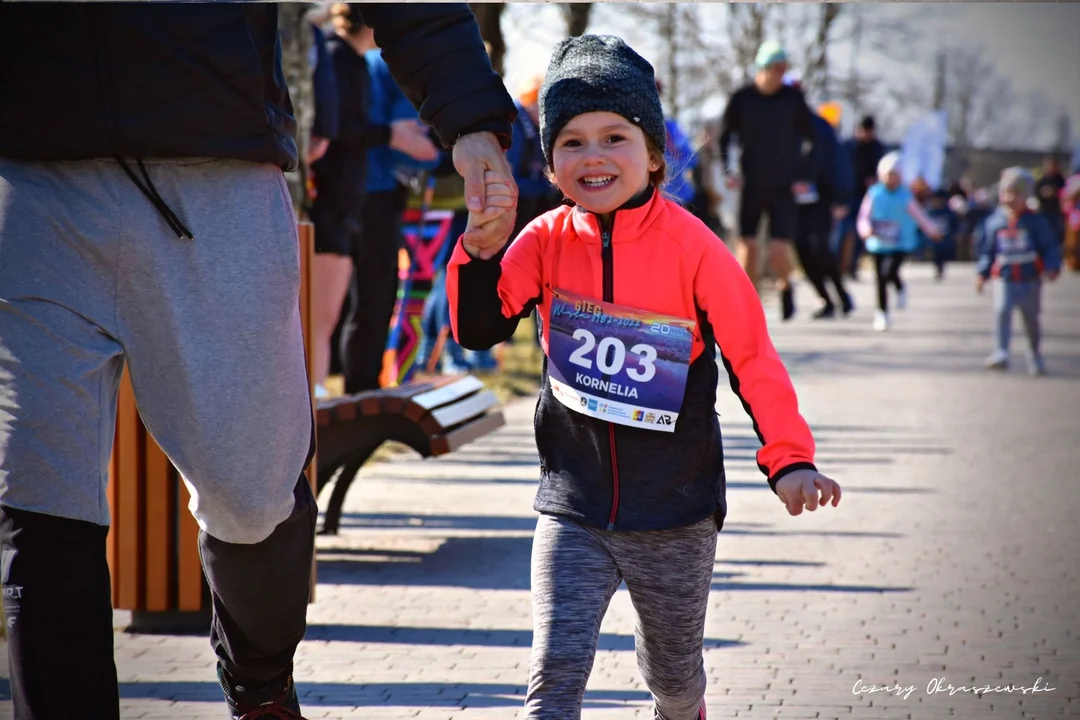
[546,288,695,433]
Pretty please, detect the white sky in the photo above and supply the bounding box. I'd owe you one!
[501,2,1080,149]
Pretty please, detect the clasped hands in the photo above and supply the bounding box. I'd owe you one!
[454,132,519,260]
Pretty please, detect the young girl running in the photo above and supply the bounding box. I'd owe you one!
[856,152,943,330]
[447,35,841,720]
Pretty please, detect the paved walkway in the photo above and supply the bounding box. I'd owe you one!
[3,262,1080,720]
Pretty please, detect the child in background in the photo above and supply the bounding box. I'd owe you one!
[922,188,960,280]
[856,152,943,331]
[976,167,1061,375]
[447,35,841,720]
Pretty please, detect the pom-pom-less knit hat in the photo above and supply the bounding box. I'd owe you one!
[538,35,666,166]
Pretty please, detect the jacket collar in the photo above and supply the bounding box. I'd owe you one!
[570,185,663,243]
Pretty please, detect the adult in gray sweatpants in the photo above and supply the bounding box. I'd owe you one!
[0,4,519,718]
[0,156,319,716]
[526,514,716,720]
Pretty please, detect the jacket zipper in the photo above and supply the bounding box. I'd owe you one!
[600,216,620,530]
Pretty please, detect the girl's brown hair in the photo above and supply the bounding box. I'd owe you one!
[644,135,668,189]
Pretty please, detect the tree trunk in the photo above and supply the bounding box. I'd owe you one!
[561,3,592,37]
[803,3,841,103]
[468,3,506,75]
[662,5,678,118]
[932,51,946,110]
[277,2,314,214]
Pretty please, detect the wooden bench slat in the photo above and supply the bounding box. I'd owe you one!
[431,411,507,456]
[380,378,453,413]
[404,375,485,421]
[422,389,500,435]
[143,438,172,611]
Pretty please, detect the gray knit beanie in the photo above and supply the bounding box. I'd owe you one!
[538,35,666,166]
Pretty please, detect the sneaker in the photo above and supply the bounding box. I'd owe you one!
[1027,352,1046,376]
[221,666,306,720]
[873,311,890,332]
[781,286,796,321]
[984,350,1009,370]
[840,292,855,316]
[812,304,836,320]
[896,287,908,310]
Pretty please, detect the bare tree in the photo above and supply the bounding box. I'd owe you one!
[1053,110,1072,153]
[794,3,843,103]
[942,47,995,147]
[725,3,773,87]
[561,3,592,37]
[469,3,507,74]
[931,50,946,110]
[278,2,315,212]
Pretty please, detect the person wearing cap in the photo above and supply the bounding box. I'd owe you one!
[0,3,518,719]
[448,34,840,719]
[1034,156,1067,246]
[311,4,441,399]
[717,40,819,321]
[788,80,855,319]
[845,115,886,278]
[655,78,700,207]
[920,188,961,280]
[508,74,556,237]
[975,167,1062,375]
[856,151,943,331]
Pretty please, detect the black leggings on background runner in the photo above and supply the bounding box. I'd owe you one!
[340,184,409,393]
[873,252,907,312]
[795,204,849,312]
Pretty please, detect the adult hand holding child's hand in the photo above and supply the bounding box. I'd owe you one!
[454,131,519,260]
[774,469,842,516]
[463,169,518,259]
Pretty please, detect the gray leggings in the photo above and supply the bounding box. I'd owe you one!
[527,513,716,720]
[993,278,1041,354]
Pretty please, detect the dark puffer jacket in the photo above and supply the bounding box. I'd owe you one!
[0,3,515,169]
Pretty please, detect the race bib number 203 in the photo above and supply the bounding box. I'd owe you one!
[546,288,696,432]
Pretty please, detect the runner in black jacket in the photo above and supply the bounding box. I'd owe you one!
[0,4,517,719]
[718,41,817,321]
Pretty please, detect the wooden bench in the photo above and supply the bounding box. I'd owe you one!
[314,375,504,535]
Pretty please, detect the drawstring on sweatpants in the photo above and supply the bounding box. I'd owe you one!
[115,156,195,240]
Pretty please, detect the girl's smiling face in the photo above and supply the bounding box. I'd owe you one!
[551,111,659,215]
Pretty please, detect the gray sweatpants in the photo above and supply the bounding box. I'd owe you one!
[993,279,1041,355]
[0,157,312,544]
[527,513,716,720]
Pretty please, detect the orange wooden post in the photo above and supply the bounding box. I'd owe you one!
[142,438,172,611]
[113,376,142,610]
[297,220,318,601]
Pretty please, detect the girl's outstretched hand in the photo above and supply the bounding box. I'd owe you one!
[774,469,842,516]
